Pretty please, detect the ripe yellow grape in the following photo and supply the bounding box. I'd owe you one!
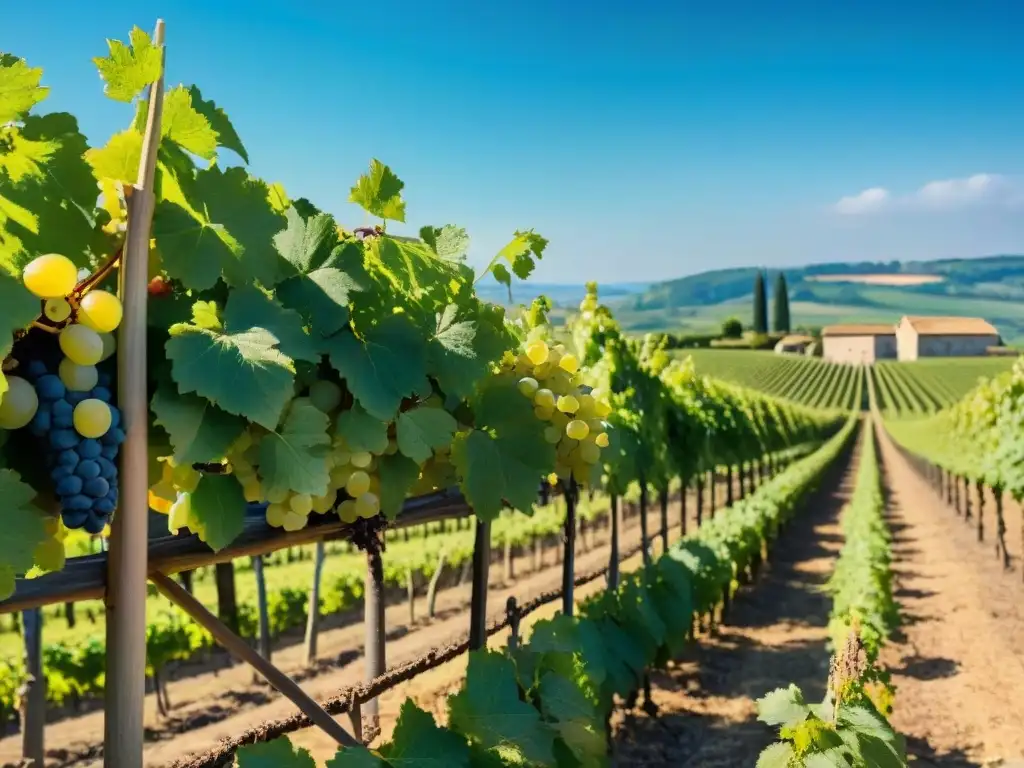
[78,290,123,333]
[59,359,99,392]
[576,393,596,418]
[311,489,337,514]
[558,353,579,374]
[282,510,307,532]
[350,451,372,468]
[556,395,579,414]
[551,411,570,429]
[242,478,263,503]
[595,400,612,418]
[517,377,539,397]
[338,499,358,523]
[266,503,288,527]
[59,324,104,365]
[579,442,601,464]
[73,399,112,438]
[533,361,553,379]
[266,486,289,504]
[543,425,561,444]
[98,332,117,362]
[44,298,73,323]
[289,493,313,516]
[0,376,39,429]
[566,419,589,441]
[309,380,343,413]
[22,254,78,299]
[534,389,555,409]
[595,432,610,448]
[526,340,549,365]
[534,405,554,421]
[354,492,380,518]
[346,470,371,497]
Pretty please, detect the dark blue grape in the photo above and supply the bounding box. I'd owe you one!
[63,494,91,511]
[57,449,79,467]
[79,439,102,459]
[83,477,109,498]
[90,386,112,403]
[83,514,106,535]
[100,445,118,460]
[36,375,66,401]
[75,460,100,479]
[65,391,86,406]
[101,427,125,446]
[24,360,47,380]
[51,400,73,428]
[97,372,112,388]
[56,476,83,496]
[51,465,74,481]
[50,429,79,450]
[29,409,52,436]
[107,408,121,430]
[62,510,88,528]
[94,498,116,515]
[96,457,116,480]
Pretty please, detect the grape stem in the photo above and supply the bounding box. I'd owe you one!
[27,244,124,335]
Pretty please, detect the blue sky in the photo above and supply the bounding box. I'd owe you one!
[7,1,1024,284]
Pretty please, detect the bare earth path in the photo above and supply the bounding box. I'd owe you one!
[874,422,1024,767]
[611,431,860,766]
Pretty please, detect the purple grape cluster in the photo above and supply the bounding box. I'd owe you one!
[21,359,125,534]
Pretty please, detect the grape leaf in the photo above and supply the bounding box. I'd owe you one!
[160,85,218,160]
[428,304,509,401]
[396,407,457,463]
[189,474,247,551]
[378,453,421,519]
[419,225,469,263]
[93,26,163,103]
[537,672,606,765]
[165,324,295,430]
[481,230,548,288]
[85,129,142,185]
[237,737,316,767]
[349,159,405,223]
[0,469,46,600]
[325,747,389,767]
[258,398,331,496]
[222,286,318,362]
[274,208,364,336]
[756,742,795,768]
[150,387,246,465]
[323,318,430,421]
[154,166,289,291]
[0,54,49,123]
[447,650,555,765]
[1,113,109,273]
[757,684,810,728]
[451,378,554,520]
[335,402,390,455]
[187,85,249,163]
[379,700,471,768]
[804,748,854,768]
[0,271,40,348]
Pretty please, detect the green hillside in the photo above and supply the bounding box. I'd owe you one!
[619,255,1024,343]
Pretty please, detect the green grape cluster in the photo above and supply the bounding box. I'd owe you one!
[502,337,611,485]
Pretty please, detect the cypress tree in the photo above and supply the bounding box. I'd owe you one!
[773,272,791,332]
[752,271,768,333]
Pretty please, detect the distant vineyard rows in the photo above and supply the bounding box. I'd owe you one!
[871,358,1016,416]
[677,350,862,410]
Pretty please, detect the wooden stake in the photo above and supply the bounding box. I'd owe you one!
[105,20,164,768]
[151,572,360,748]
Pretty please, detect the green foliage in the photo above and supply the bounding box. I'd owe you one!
[773,272,791,332]
[257,412,857,767]
[721,316,743,338]
[753,270,768,334]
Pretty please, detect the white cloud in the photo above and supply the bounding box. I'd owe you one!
[833,173,1017,215]
[835,187,890,215]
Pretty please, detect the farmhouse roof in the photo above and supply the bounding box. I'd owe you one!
[821,324,895,337]
[901,316,999,336]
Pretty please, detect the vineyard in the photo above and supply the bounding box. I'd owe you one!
[2,20,1024,768]
[675,350,862,410]
[870,357,1016,416]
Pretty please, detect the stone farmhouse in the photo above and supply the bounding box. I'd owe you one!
[821,316,1000,364]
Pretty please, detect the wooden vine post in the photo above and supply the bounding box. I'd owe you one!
[562,481,577,616]
[607,495,620,591]
[363,541,386,732]
[468,518,491,650]
[105,19,164,767]
[638,476,650,567]
[21,607,44,766]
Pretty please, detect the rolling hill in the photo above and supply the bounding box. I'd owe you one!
[618,255,1024,343]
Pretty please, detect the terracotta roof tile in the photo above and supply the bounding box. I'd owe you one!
[901,316,999,336]
[821,324,895,337]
